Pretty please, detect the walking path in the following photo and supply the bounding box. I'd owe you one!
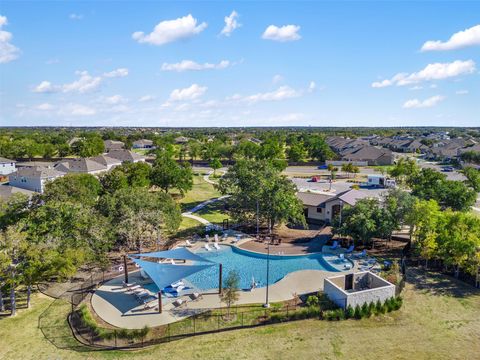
[181,193,230,226]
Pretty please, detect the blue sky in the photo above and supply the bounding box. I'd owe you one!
[0,1,479,127]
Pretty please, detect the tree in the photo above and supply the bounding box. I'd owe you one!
[327,164,338,180]
[0,225,27,316]
[287,141,307,162]
[0,193,30,230]
[150,153,193,195]
[388,158,419,186]
[218,159,305,231]
[304,135,335,162]
[210,158,222,177]
[42,174,102,206]
[332,199,380,247]
[436,211,480,278]
[220,270,240,319]
[462,166,480,192]
[98,188,181,251]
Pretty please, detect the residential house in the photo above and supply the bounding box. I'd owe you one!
[297,189,380,224]
[0,157,16,176]
[132,139,154,149]
[104,140,125,152]
[89,155,123,171]
[341,146,394,166]
[8,166,65,193]
[54,158,108,175]
[174,136,189,144]
[0,185,35,200]
[106,149,146,163]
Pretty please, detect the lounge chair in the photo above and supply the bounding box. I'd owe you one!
[171,280,184,288]
[222,233,228,241]
[338,253,345,261]
[353,249,367,258]
[185,240,193,247]
[173,299,184,307]
[125,284,142,292]
[170,259,176,265]
[345,245,355,254]
[213,243,220,250]
[140,269,149,279]
[205,235,210,242]
[204,243,212,251]
[214,234,219,242]
[135,291,150,299]
[344,263,352,270]
[190,292,201,301]
[330,240,339,250]
[122,281,137,288]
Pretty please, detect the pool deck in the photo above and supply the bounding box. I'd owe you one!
[91,268,344,329]
[89,233,371,330]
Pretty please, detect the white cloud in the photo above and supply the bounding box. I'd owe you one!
[161,59,230,72]
[421,24,480,51]
[138,95,155,102]
[62,71,102,93]
[103,68,129,78]
[272,74,284,84]
[33,68,127,94]
[403,95,445,109]
[168,84,207,102]
[409,85,423,90]
[60,104,96,116]
[132,14,207,45]
[102,95,127,105]
[46,58,60,65]
[33,81,60,93]
[456,89,469,95]
[36,103,54,111]
[235,86,301,104]
[262,24,301,42]
[0,15,20,64]
[69,13,83,21]
[220,11,240,36]
[372,60,476,87]
[308,81,316,92]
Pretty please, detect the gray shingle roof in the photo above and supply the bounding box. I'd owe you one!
[106,149,145,162]
[297,192,335,207]
[55,158,107,173]
[0,157,15,163]
[11,166,65,178]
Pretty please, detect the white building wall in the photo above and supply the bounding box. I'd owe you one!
[324,280,347,309]
[0,162,16,175]
[9,175,43,193]
[345,286,395,309]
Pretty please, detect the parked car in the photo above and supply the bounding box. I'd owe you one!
[441,166,454,172]
[318,164,328,169]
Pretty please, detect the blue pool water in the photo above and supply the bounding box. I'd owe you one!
[163,245,344,291]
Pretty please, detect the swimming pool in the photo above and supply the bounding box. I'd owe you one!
[164,245,347,291]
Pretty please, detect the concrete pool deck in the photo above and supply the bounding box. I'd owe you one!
[90,267,348,329]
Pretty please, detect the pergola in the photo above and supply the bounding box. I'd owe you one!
[125,248,222,313]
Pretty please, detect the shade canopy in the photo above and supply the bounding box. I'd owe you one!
[131,258,215,291]
[130,247,213,263]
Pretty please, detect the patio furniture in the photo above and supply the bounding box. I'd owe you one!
[344,263,352,270]
[185,240,193,247]
[190,292,201,301]
[125,284,141,292]
[205,234,210,242]
[345,245,355,254]
[353,249,367,258]
[214,234,219,242]
[173,298,185,307]
[171,280,184,288]
[213,243,220,250]
[122,281,137,288]
[222,233,228,241]
[330,241,339,250]
[204,243,212,251]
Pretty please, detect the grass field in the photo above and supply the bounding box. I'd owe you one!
[1,269,479,360]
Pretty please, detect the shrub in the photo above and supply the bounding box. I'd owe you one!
[375,300,383,315]
[354,305,362,319]
[360,303,369,318]
[385,297,395,312]
[345,305,355,319]
[336,308,346,320]
[306,295,319,308]
[368,302,376,317]
[393,296,403,310]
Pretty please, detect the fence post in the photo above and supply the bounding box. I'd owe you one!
[193,315,196,334]
[114,330,117,347]
[217,313,220,331]
[241,312,244,327]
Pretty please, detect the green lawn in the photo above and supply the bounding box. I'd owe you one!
[1,269,479,360]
